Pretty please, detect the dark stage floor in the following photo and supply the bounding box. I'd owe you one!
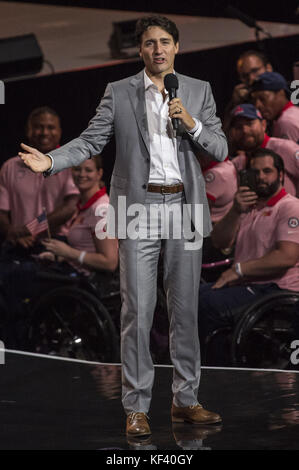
[0,350,299,450]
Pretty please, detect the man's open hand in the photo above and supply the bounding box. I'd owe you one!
[18,143,52,173]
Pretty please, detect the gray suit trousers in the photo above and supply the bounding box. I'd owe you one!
[119,191,202,414]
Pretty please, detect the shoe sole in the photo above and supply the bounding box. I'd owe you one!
[126,431,152,437]
[172,417,222,425]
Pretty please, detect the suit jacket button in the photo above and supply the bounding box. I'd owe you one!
[203,142,208,148]
[142,184,147,189]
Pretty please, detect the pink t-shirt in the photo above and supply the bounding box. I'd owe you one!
[273,102,299,144]
[0,156,79,233]
[66,189,109,274]
[234,189,299,291]
[203,159,238,223]
[231,135,299,196]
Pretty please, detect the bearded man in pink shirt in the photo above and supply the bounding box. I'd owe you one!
[198,148,299,360]
[0,107,79,252]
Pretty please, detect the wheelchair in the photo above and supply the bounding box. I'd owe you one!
[231,290,299,369]
[0,262,122,363]
[0,256,171,364]
[28,269,122,363]
[200,240,299,370]
[203,290,299,370]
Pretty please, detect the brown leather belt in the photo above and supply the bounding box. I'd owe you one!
[147,183,184,194]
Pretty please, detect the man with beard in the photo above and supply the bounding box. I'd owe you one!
[229,104,299,196]
[198,148,299,353]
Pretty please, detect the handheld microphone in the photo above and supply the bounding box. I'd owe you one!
[164,73,179,133]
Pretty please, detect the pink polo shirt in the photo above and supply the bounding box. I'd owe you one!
[234,188,299,291]
[272,102,299,144]
[0,156,79,233]
[66,188,109,274]
[232,134,299,196]
[203,158,238,223]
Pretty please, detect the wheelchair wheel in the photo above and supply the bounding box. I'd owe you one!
[28,286,119,362]
[231,291,299,369]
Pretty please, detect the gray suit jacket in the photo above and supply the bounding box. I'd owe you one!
[49,70,228,237]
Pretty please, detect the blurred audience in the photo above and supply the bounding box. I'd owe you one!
[251,72,299,144]
[201,154,238,224]
[223,50,273,134]
[0,155,118,348]
[232,50,273,106]
[198,149,299,357]
[0,107,79,251]
[40,155,118,274]
[229,104,299,196]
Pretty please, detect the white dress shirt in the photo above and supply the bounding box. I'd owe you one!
[46,71,202,181]
[144,70,202,185]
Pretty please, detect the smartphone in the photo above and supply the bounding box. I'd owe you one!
[239,169,258,192]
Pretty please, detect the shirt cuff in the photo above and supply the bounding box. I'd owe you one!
[188,118,202,137]
[43,154,54,177]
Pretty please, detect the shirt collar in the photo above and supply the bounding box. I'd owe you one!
[144,69,156,90]
[276,101,294,120]
[77,187,107,212]
[266,187,287,207]
[203,156,229,172]
[143,69,175,93]
[261,134,270,148]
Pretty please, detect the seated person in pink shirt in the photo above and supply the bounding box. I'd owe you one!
[251,72,299,144]
[232,50,272,104]
[223,50,273,134]
[229,104,299,196]
[200,155,238,279]
[198,148,299,358]
[40,154,118,275]
[0,107,79,251]
[202,155,238,224]
[0,155,118,348]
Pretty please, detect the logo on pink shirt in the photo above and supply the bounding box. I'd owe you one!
[288,217,299,228]
[204,172,215,183]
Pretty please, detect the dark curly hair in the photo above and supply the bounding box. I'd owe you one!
[135,15,179,45]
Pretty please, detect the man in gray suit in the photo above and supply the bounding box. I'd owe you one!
[19,16,227,436]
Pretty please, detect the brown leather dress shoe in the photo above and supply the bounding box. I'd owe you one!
[126,412,151,437]
[171,404,222,425]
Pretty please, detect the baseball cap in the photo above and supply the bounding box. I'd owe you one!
[251,71,290,93]
[231,104,263,121]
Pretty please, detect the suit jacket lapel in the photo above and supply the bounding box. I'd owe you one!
[127,71,191,169]
[127,71,150,156]
[175,73,190,179]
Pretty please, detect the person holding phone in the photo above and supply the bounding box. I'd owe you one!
[198,147,299,355]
